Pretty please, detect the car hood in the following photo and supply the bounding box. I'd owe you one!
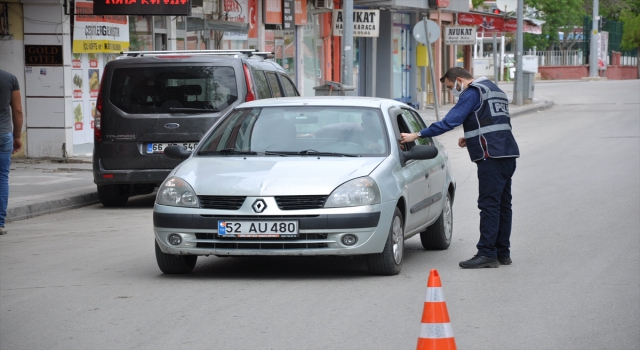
[174,157,386,196]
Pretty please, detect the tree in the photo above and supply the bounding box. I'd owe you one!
[524,0,587,51]
[619,1,640,77]
[594,0,640,77]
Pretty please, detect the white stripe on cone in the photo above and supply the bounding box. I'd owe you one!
[425,287,445,302]
[419,322,455,339]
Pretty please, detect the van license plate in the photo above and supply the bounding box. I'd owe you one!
[147,143,198,154]
[217,220,299,238]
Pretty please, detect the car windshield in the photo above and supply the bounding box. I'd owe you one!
[109,66,238,114]
[197,106,389,157]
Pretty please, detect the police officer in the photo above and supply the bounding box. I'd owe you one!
[401,67,519,268]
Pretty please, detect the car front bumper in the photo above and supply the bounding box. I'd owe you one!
[153,200,397,256]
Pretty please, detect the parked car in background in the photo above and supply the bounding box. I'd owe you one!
[153,97,456,275]
[93,50,299,206]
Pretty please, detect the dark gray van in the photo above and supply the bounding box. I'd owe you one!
[93,50,299,206]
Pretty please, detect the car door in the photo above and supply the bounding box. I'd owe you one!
[406,109,447,223]
[390,108,430,232]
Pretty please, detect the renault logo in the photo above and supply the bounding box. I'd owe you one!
[252,199,267,213]
[164,123,180,129]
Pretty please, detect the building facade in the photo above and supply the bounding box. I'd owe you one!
[1,0,472,158]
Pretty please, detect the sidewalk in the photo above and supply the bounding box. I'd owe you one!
[5,94,553,224]
[7,157,96,223]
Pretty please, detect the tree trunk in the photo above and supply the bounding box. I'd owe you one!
[637,49,640,79]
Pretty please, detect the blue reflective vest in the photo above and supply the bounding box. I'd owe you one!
[462,78,520,162]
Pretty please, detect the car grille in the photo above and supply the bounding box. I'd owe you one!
[198,196,246,210]
[275,195,328,210]
[195,232,329,249]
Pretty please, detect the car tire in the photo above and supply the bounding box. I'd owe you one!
[97,184,129,207]
[420,192,453,250]
[366,207,404,275]
[155,240,197,274]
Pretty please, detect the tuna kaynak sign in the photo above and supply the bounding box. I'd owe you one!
[332,9,379,37]
[444,25,476,45]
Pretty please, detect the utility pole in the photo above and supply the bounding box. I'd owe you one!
[513,0,523,105]
[589,0,599,77]
[343,0,354,87]
[424,14,440,121]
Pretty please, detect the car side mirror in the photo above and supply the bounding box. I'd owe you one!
[402,145,438,162]
[164,145,191,160]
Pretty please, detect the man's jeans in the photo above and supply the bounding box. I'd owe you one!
[0,133,13,227]
[476,157,517,258]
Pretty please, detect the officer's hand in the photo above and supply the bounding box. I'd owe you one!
[458,137,466,148]
[400,132,418,144]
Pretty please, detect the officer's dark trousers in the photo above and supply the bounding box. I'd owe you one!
[476,157,517,258]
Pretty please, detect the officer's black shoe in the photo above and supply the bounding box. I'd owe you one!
[498,257,512,265]
[459,255,499,268]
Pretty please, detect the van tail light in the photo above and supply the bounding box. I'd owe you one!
[95,66,108,142]
[243,63,256,102]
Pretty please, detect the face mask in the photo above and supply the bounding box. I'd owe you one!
[451,80,465,98]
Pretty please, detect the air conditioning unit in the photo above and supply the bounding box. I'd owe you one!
[314,0,334,11]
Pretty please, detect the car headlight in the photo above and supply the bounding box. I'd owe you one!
[156,176,199,207]
[325,177,381,208]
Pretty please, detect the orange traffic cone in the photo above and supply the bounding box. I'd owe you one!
[416,269,457,350]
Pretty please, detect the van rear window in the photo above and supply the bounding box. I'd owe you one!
[109,66,238,114]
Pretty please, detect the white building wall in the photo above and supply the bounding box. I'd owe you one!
[22,0,73,158]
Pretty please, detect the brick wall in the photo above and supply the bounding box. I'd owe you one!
[538,65,638,80]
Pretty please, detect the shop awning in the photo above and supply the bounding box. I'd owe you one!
[186,18,249,33]
[457,12,543,34]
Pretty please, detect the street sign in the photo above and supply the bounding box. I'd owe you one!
[444,26,476,45]
[413,20,440,44]
[332,9,380,37]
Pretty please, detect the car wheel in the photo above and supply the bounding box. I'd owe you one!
[155,240,197,274]
[366,207,404,275]
[420,192,453,250]
[97,184,129,207]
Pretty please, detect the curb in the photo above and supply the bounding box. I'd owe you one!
[6,192,100,223]
[510,100,555,117]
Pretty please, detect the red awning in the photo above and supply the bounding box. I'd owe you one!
[457,13,542,34]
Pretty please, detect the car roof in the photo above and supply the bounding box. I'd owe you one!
[109,55,282,70]
[238,96,408,109]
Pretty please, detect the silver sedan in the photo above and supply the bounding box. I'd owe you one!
[154,97,455,275]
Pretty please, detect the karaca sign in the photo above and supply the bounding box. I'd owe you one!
[458,13,542,34]
[73,0,129,53]
[332,9,380,37]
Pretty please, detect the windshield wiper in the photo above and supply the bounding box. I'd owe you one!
[264,151,292,156]
[298,149,360,157]
[169,107,220,113]
[198,148,257,155]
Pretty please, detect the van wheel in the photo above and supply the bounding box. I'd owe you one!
[420,192,453,250]
[97,184,129,207]
[366,207,403,275]
[155,241,197,274]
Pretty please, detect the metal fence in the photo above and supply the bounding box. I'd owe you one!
[620,55,638,66]
[536,50,585,66]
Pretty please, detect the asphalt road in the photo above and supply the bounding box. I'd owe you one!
[1,80,639,349]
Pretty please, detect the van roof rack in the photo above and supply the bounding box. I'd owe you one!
[120,49,274,59]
